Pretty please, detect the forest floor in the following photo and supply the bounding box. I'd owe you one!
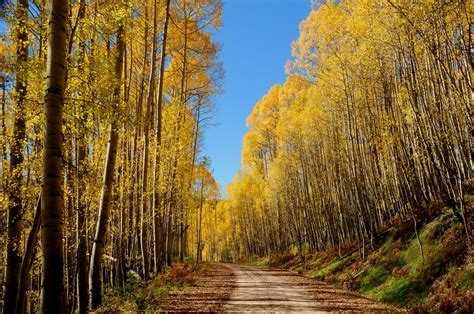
[102,262,398,312]
[101,263,235,311]
[158,263,235,311]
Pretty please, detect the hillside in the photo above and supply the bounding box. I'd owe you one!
[247,182,474,312]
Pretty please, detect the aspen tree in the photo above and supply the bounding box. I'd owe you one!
[4,0,29,312]
[40,0,69,312]
[88,23,125,310]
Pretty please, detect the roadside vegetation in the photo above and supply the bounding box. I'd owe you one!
[100,262,196,311]
[247,184,474,313]
[99,262,234,312]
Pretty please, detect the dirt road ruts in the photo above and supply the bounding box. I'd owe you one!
[222,264,401,312]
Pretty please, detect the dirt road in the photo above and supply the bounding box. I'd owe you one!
[222,264,399,312]
[160,263,400,312]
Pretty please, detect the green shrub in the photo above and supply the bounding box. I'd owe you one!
[312,258,348,280]
[361,266,390,293]
[377,276,420,305]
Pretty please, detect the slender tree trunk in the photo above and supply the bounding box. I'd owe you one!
[411,209,424,261]
[76,145,88,314]
[196,179,204,265]
[140,0,158,280]
[15,196,41,314]
[76,140,88,314]
[88,24,124,310]
[0,76,7,179]
[40,0,69,312]
[4,1,29,312]
[153,0,171,272]
[170,2,187,265]
[117,152,126,287]
[74,1,88,311]
[65,141,75,314]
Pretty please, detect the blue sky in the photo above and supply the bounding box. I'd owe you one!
[0,1,311,196]
[205,0,311,195]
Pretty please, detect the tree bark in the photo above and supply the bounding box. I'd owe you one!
[15,195,41,314]
[152,0,171,274]
[4,0,29,312]
[39,0,69,312]
[196,178,204,265]
[88,24,124,310]
[140,0,158,280]
[73,0,88,311]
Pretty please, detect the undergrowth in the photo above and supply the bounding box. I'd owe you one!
[248,187,474,313]
[100,262,197,311]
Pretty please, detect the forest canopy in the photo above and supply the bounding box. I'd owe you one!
[1,0,222,312]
